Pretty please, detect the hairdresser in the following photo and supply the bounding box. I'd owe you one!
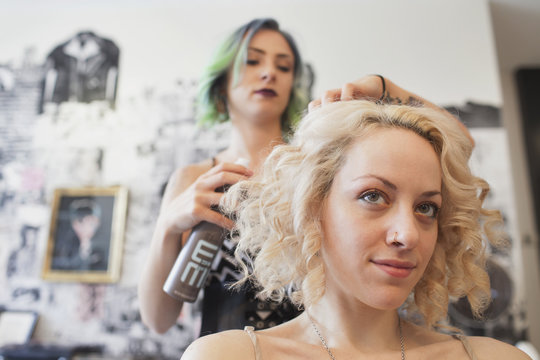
[138,18,308,336]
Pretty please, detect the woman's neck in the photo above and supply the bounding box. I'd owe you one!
[218,117,285,171]
[306,295,403,354]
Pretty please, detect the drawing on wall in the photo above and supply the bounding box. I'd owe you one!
[0,66,15,92]
[38,31,120,113]
[42,186,128,283]
[6,225,40,278]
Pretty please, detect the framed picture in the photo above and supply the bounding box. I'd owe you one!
[42,186,128,283]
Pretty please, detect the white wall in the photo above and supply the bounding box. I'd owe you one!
[1,0,501,105]
[489,0,540,351]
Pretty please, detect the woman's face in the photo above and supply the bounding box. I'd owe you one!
[226,29,295,126]
[320,127,442,310]
[72,215,100,241]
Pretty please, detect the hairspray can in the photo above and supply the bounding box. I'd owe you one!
[162,158,249,302]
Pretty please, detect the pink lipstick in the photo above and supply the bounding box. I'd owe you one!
[371,259,415,278]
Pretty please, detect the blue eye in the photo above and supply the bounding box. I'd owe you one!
[415,203,439,218]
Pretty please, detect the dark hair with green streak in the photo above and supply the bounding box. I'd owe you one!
[196,18,309,135]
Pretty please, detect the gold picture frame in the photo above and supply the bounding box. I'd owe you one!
[42,186,128,283]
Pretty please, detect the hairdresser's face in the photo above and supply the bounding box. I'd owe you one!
[320,128,441,310]
[227,29,295,127]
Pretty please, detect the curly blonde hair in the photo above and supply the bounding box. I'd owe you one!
[223,100,504,328]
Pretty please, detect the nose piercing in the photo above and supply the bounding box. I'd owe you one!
[392,232,400,246]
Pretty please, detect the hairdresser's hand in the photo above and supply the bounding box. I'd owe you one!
[309,74,475,145]
[308,75,384,112]
[157,162,253,237]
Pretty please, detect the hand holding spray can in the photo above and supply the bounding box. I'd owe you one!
[162,158,249,302]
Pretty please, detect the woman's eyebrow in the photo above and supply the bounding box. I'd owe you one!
[353,174,441,197]
[421,190,442,198]
[353,174,397,190]
[248,47,293,59]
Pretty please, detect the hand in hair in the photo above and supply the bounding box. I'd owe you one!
[308,74,474,145]
[308,75,384,111]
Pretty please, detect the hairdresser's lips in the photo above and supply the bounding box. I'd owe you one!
[371,259,416,278]
[254,88,277,98]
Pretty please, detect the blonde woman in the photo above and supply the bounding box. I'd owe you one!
[182,97,530,359]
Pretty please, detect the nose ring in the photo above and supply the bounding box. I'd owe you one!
[392,232,400,246]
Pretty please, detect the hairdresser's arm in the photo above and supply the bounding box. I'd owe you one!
[309,75,474,145]
[138,162,249,333]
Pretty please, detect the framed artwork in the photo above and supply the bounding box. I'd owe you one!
[42,186,128,283]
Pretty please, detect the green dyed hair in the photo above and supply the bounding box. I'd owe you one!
[196,18,309,134]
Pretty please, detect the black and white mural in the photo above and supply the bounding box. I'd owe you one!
[0,36,203,358]
[38,31,120,113]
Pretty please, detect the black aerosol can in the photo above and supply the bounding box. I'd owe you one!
[162,158,249,302]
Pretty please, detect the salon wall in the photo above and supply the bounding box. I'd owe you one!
[489,0,540,351]
[0,0,534,358]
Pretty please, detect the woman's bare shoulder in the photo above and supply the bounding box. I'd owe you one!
[163,159,213,198]
[181,329,256,360]
[467,336,532,359]
[405,322,532,359]
[171,159,214,185]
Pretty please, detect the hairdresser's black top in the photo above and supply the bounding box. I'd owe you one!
[199,237,300,336]
[198,158,301,336]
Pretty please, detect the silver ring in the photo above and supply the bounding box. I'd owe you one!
[392,232,400,245]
